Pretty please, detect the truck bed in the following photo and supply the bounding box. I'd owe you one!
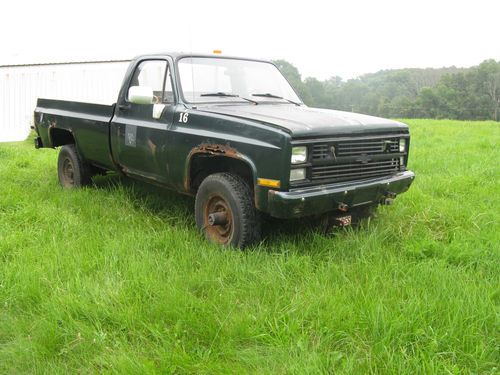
[35,98,116,170]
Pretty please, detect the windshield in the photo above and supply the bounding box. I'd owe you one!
[178,57,302,104]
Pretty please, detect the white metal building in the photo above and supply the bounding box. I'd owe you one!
[0,60,130,142]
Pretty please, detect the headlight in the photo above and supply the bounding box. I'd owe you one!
[399,138,406,153]
[290,168,306,181]
[291,146,307,164]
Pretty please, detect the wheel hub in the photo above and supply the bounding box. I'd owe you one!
[208,211,228,226]
[62,157,75,186]
[204,195,233,244]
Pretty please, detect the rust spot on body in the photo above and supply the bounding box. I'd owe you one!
[184,143,244,191]
[189,143,241,158]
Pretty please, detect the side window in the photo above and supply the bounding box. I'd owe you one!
[128,60,167,102]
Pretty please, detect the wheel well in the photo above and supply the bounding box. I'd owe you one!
[189,155,254,192]
[50,128,75,147]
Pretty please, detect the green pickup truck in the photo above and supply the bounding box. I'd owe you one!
[34,52,415,247]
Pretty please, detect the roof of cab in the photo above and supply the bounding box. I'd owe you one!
[132,52,271,63]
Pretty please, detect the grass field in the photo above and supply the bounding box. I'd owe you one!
[0,119,498,374]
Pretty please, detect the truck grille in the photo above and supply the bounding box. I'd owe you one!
[312,137,399,159]
[294,135,407,186]
[311,158,401,182]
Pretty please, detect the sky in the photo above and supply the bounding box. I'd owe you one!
[2,0,499,80]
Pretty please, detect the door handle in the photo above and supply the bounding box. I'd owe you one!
[118,103,131,111]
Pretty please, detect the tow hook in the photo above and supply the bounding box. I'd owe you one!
[337,202,349,212]
[381,191,397,205]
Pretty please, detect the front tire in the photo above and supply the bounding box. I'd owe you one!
[57,144,92,188]
[195,173,261,248]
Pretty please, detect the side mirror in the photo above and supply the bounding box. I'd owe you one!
[128,86,154,104]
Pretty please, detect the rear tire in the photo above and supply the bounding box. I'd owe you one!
[57,144,92,188]
[195,173,261,248]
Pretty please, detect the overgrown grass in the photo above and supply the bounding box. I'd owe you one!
[0,119,498,374]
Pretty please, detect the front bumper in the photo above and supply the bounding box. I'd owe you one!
[267,171,415,218]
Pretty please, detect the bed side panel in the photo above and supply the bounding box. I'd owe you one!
[35,99,115,170]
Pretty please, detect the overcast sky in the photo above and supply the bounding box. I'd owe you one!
[2,0,499,79]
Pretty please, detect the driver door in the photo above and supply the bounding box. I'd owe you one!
[111,59,176,183]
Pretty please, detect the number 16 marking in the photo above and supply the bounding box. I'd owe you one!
[178,112,189,123]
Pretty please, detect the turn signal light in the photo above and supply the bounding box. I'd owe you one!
[257,178,281,188]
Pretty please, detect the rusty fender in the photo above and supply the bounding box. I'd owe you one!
[183,143,246,191]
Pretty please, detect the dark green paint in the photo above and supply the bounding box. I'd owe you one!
[267,171,415,218]
[34,53,415,218]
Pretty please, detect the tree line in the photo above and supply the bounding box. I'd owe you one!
[274,59,500,121]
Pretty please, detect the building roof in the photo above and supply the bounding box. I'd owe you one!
[0,52,271,68]
[0,59,131,68]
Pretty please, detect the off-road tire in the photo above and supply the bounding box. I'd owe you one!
[195,172,261,248]
[57,144,92,188]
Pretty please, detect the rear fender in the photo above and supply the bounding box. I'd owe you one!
[49,127,76,147]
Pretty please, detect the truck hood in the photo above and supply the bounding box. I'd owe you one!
[196,104,408,138]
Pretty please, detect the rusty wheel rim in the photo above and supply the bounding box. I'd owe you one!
[62,157,75,187]
[204,194,233,245]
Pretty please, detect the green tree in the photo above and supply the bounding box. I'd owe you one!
[274,58,500,121]
[476,60,500,121]
[272,60,312,104]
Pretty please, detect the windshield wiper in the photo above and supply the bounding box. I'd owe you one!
[200,92,258,104]
[252,93,301,106]
[200,92,238,97]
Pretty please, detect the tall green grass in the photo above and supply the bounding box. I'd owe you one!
[0,120,498,374]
